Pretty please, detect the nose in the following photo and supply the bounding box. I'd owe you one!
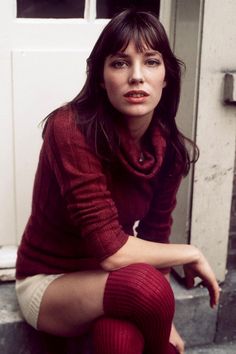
[128,63,144,85]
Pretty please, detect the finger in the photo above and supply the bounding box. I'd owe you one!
[211,285,220,308]
[184,271,195,289]
[206,279,220,308]
[211,281,220,307]
[183,266,195,289]
[185,277,194,289]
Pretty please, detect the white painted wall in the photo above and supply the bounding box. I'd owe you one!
[191,0,236,282]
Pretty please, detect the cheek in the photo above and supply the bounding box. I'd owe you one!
[153,81,165,95]
[104,75,121,90]
[155,74,166,91]
[157,67,166,88]
[105,80,116,93]
[103,76,123,102]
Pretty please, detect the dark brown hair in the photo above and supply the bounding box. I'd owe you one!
[45,9,198,175]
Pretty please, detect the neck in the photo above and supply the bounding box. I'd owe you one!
[122,115,153,144]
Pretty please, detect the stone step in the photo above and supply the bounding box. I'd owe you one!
[171,275,218,348]
[0,271,235,353]
[185,341,236,354]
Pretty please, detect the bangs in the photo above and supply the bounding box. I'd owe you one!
[101,11,168,58]
[107,21,165,56]
[88,10,172,82]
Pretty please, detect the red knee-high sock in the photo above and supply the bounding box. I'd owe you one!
[92,317,144,354]
[103,263,176,354]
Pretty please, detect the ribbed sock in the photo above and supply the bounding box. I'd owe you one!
[103,263,175,354]
[168,343,179,354]
[92,316,144,354]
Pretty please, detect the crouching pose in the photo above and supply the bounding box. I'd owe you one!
[16,9,220,354]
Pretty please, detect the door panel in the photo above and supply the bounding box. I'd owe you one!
[12,50,88,240]
[0,0,108,245]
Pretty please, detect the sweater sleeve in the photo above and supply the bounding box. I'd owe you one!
[136,169,182,244]
[43,108,129,261]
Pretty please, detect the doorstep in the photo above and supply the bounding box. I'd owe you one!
[0,272,235,353]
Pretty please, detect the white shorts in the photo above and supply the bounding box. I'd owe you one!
[15,274,63,329]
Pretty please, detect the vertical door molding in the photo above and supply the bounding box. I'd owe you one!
[171,0,203,256]
[191,0,236,282]
[0,1,17,245]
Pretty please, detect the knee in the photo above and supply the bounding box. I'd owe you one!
[124,263,174,307]
[105,263,175,321]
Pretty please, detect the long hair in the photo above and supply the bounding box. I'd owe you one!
[46,9,198,175]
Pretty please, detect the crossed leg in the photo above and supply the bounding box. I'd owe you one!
[37,263,177,354]
[37,269,108,336]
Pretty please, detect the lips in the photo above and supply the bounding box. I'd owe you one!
[124,90,149,98]
[123,90,149,104]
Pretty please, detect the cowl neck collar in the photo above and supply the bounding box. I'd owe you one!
[116,123,167,180]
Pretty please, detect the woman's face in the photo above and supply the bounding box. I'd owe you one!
[102,40,166,123]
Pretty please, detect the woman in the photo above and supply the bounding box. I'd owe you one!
[15,9,220,354]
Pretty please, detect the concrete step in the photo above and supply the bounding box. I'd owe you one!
[185,341,236,354]
[172,276,218,348]
[0,271,235,353]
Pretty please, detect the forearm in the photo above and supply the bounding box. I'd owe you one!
[101,235,200,271]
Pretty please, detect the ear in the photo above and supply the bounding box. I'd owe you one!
[100,82,106,89]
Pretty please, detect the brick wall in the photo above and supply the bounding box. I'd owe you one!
[227,154,236,270]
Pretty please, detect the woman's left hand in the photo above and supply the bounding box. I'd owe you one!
[183,251,220,308]
[169,323,185,354]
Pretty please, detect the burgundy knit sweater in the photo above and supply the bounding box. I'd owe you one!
[16,106,182,278]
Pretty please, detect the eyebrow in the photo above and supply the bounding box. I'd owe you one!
[144,51,162,57]
[109,50,162,59]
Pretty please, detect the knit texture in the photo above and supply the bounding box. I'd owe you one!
[103,263,176,354]
[16,105,182,278]
[92,317,144,354]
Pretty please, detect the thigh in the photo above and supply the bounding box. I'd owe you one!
[37,270,109,336]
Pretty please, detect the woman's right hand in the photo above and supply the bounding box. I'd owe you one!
[183,250,220,308]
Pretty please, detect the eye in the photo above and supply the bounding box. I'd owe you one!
[110,60,128,69]
[146,59,161,67]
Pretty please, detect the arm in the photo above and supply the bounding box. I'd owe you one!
[43,107,128,260]
[101,236,199,270]
[136,157,182,244]
[101,236,220,308]
[136,163,182,275]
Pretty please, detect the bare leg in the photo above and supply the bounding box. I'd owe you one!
[37,264,175,354]
[37,270,109,336]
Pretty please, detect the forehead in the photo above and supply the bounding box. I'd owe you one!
[106,26,160,54]
[107,40,162,58]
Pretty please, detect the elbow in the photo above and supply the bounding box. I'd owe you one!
[100,254,124,272]
[100,236,133,271]
[100,249,130,272]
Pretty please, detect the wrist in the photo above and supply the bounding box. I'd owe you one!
[188,245,201,264]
